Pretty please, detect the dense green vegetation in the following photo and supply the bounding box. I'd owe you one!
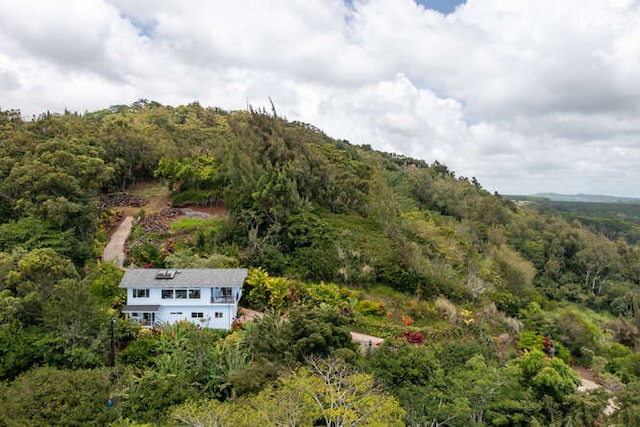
[509,195,640,244]
[1,101,640,425]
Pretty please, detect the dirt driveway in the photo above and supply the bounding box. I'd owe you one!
[102,216,133,267]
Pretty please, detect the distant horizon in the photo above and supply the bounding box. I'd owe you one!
[504,192,640,202]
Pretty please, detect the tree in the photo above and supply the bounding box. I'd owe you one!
[302,357,406,426]
[613,380,640,426]
[490,243,537,297]
[170,358,405,427]
[86,261,125,308]
[245,267,294,312]
[1,138,113,242]
[0,366,116,426]
[43,278,110,368]
[575,229,619,295]
[5,248,78,323]
[0,218,77,259]
[562,389,609,427]
[154,155,220,194]
[251,162,301,227]
[249,306,358,364]
[170,399,255,427]
[512,350,581,423]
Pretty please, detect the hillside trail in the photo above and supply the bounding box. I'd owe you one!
[574,366,618,416]
[102,216,134,267]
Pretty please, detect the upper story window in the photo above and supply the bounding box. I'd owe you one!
[162,288,202,299]
[132,288,149,298]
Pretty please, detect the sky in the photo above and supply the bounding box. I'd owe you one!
[1,0,640,197]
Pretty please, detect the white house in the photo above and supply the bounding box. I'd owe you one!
[119,268,248,329]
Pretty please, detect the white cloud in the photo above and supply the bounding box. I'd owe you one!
[1,0,640,196]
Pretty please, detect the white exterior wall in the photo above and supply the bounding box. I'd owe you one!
[126,286,240,329]
[156,305,236,329]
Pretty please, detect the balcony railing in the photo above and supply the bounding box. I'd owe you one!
[211,296,235,304]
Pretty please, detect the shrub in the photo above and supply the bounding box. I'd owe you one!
[401,330,424,345]
[517,330,544,352]
[356,300,386,317]
[0,367,116,426]
[435,297,458,324]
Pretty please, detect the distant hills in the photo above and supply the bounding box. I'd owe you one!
[506,193,640,204]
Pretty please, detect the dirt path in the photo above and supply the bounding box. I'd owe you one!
[102,216,133,267]
[351,331,385,352]
[574,367,618,416]
[575,367,599,392]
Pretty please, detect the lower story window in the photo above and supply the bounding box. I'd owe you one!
[191,312,204,318]
[215,312,223,318]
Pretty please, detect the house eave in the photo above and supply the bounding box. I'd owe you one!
[122,304,161,312]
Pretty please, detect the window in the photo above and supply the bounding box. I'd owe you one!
[169,312,183,315]
[191,312,204,318]
[162,289,199,299]
[212,287,234,303]
[132,288,149,298]
[215,312,223,318]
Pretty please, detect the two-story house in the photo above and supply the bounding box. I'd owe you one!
[119,268,248,329]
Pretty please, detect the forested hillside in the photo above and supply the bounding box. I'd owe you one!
[509,195,640,245]
[1,101,640,425]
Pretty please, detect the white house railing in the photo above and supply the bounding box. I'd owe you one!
[211,296,235,303]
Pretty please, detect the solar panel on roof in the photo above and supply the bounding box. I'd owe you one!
[155,270,177,279]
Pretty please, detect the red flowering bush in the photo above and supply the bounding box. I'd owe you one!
[401,330,424,345]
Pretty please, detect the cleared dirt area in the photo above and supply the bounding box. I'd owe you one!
[101,180,230,265]
[128,180,171,214]
[104,180,228,220]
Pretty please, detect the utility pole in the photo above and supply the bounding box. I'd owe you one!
[109,317,116,367]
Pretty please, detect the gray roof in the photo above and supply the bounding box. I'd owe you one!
[122,305,161,312]
[119,268,248,288]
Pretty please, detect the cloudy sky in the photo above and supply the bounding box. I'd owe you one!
[1,0,640,197]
